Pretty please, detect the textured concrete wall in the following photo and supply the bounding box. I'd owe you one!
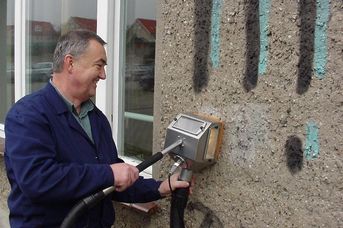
[0,139,10,201]
[147,0,342,227]
[1,1,342,227]
[0,158,10,228]
[0,137,10,227]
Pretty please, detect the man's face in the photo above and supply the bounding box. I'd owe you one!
[71,39,107,101]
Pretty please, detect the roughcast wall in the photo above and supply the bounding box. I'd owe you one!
[117,0,342,227]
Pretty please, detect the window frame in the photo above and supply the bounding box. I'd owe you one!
[0,0,25,138]
[1,0,153,177]
[97,0,153,177]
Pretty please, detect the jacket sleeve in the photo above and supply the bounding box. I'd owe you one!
[112,177,163,203]
[4,100,114,204]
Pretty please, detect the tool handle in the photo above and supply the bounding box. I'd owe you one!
[136,152,163,172]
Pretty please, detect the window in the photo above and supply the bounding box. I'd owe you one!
[1,0,157,166]
[123,0,156,161]
[0,0,15,131]
[26,0,97,94]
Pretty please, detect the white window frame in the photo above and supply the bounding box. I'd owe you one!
[96,0,152,177]
[0,125,4,138]
[1,1,152,178]
[0,0,26,138]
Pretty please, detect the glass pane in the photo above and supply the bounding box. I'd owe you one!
[124,0,156,161]
[0,0,15,124]
[26,0,97,94]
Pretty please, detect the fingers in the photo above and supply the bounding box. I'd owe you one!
[110,163,139,192]
[172,180,190,189]
[170,173,192,190]
[189,176,196,194]
[158,173,192,197]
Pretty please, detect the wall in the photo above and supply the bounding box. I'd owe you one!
[138,0,341,227]
[0,138,10,227]
[0,1,341,227]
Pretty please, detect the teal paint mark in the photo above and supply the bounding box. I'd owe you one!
[258,0,271,76]
[210,0,222,69]
[304,120,320,160]
[314,0,330,79]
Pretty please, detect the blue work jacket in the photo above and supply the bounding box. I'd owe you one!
[4,83,162,227]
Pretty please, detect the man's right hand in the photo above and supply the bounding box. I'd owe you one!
[110,163,139,192]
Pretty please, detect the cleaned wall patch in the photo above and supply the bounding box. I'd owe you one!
[229,104,269,167]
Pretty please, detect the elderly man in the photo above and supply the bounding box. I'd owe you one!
[4,30,188,227]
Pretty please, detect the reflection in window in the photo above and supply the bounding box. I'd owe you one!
[124,0,156,161]
[0,0,15,124]
[26,0,97,94]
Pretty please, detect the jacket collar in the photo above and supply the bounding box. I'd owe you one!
[42,82,69,115]
[41,82,103,147]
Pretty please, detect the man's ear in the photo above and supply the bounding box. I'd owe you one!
[64,54,74,72]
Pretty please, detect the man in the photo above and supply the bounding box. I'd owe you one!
[4,30,189,227]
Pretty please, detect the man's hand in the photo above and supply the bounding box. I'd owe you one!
[110,163,139,192]
[158,173,192,197]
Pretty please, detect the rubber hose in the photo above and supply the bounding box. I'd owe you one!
[170,187,189,228]
[60,200,88,228]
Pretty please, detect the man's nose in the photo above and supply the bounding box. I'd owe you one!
[99,67,106,79]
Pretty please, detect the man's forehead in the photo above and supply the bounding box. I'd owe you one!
[83,40,107,60]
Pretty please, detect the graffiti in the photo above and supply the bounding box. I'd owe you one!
[242,0,329,93]
[210,0,223,69]
[297,0,330,93]
[188,201,224,228]
[243,0,270,91]
[193,0,212,93]
[314,0,330,78]
[192,0,329,95]
[304,120,320,160]
[243,0,260,91]
[258,0,271,76]
[296,0,316,94]
[284,122,320,172]
[285,135,304,174]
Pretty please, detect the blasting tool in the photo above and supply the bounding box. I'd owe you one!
[61,113,224,228]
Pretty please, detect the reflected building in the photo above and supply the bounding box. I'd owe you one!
[65,16,97,33]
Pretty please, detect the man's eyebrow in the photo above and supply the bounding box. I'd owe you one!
[96,58,107,65]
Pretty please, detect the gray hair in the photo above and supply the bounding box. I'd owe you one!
[52,30,106,73]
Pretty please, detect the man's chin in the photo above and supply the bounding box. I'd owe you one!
[89,91,96,99]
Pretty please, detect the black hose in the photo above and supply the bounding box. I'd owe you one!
[60,191,107,228]
[60,200,87,228]
[60,139,182,228]
[170,168,192,228]
[170,187,189,228]
[60,151,164,228]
